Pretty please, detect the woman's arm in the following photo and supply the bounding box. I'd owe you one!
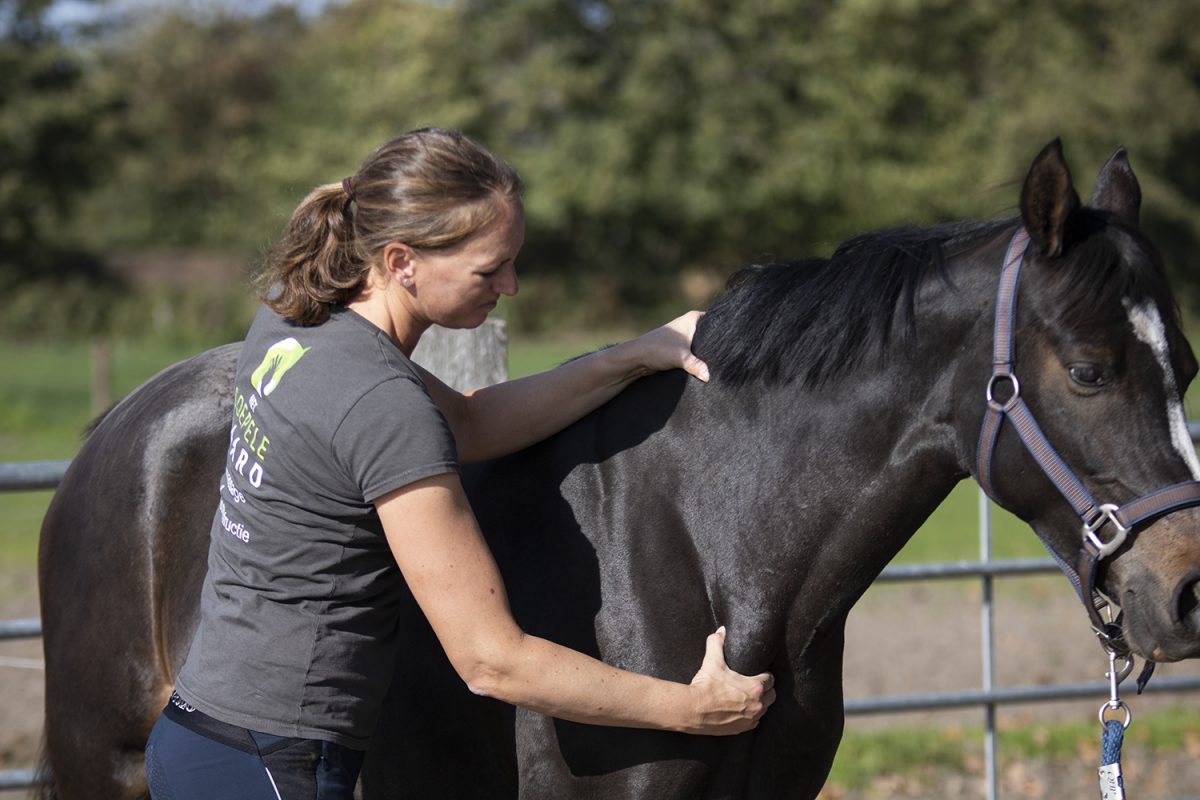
[377,472,774,734]
[418,311,709,464]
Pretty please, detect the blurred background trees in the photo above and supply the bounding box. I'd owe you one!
[0,0,127,334]
[3,0,1199,341]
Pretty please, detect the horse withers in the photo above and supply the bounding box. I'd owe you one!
[38,141,1200,799]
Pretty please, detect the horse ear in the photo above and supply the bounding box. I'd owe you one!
[1089,146,1141,227]
[1020,138,1080,259]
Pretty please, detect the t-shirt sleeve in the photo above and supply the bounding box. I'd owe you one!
[332,376,460,503]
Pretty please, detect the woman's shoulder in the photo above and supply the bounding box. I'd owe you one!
[237,305,424,414]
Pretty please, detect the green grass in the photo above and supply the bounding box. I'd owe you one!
[0,338,231,566]
[0,339,216,459]
[827,725,976,790]
[895,484,1045,563]
[505,332,626,379]
[825,707,1200,790]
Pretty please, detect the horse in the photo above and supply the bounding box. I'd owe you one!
[38,140,1200,799]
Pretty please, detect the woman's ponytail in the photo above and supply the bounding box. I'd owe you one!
[256,181,363,325]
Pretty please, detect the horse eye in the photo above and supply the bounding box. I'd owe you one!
[1068,363,1105,387]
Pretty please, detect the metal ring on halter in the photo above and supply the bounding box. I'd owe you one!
[985,372,1021,412]
[1084,504,1130,559]
[1099,700,1132,729]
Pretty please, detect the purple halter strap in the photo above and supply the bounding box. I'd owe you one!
[975,227,1200,656]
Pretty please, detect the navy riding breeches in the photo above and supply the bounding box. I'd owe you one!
[145,694,364,800]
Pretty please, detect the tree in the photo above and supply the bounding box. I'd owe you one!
[0,0,113,264]
[65,5,307,252]
[463,0,1200,313]
[0,0,125,335]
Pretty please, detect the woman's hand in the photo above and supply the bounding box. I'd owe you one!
[622,310,710,383]
[685,627,776,735]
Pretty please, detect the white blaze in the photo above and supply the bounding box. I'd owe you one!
[1124,299,1200,479]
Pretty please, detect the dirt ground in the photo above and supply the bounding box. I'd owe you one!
[0,569,44,797]
[4,568,1200,799]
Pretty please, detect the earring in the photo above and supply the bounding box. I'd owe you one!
[401,277,413,287]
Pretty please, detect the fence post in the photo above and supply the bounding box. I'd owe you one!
[411,320,507,392]
[980,489,997,800]
[89,336,112,416]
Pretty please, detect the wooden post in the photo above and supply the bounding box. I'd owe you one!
[89,336,113,416]
[411,320,507,392]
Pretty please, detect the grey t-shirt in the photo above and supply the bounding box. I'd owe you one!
[175,305,459,748]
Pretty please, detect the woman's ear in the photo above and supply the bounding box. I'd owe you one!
[383,243,417,287]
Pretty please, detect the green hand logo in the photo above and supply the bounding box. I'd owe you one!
[251,337,310,397]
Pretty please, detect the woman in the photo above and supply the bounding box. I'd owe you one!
[145,128,775,799]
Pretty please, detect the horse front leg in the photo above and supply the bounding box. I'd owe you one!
[737,629,847,799]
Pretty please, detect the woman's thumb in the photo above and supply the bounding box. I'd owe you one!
[703,626,729,670]
[683,353,711,383]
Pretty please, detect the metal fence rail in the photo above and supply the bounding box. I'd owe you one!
[3,426,1200,795]
[0,459,68,492]
[845,673,1200,715]
[0,770,39,793]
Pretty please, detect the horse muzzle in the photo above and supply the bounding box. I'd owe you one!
[1113,520,1200,662]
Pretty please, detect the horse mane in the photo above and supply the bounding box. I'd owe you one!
[694,218,1014,387]
[694,211,1180,388]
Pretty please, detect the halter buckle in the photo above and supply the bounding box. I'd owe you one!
[1084,504,1129,559]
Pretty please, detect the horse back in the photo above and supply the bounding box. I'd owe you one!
[38,343,240,800]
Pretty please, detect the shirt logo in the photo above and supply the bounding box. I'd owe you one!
[250,337,310,397]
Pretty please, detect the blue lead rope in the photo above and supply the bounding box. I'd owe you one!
[1099,719,1126,799]
[1099,648,1130,800]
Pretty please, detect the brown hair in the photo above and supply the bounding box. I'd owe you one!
[257,128,523,325]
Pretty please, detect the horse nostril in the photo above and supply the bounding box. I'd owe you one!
[1172,568,1200,626]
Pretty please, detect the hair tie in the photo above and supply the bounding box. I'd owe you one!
[341,176,356,204]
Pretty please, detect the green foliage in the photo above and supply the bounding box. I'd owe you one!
[65,5,308,251]
[464,0,1200,313]
[6,0,1200,330]
[0,0,107,247]
[0,0,125,330]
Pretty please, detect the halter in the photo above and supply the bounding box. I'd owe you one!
[975,227,1200,660]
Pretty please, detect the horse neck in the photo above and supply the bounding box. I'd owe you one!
[677,235,1008,664]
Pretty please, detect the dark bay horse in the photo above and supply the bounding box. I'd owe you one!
[39,141,1200,799]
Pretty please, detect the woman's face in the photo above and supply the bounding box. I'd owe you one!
[407,201,524,329]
